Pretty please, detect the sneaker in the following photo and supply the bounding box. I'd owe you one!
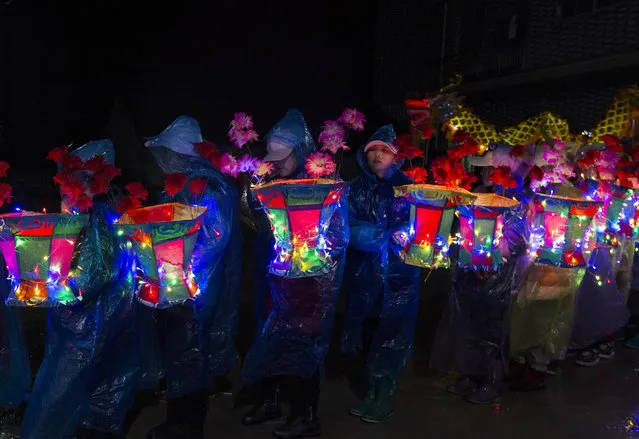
[625,334,639,349]
[447,376,479,395]
[544,360,561,376]
[598,341,615,359]
[575,349,600,367]
[464,385,501,405]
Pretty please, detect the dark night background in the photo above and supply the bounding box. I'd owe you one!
[0,0,386,210]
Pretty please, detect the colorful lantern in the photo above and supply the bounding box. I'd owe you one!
[578,180,638,245]
[531,193,602,267]
[115,203,207,308]
[393,184,476,268]
[252,178,345,278]
[0,212,88,307]
[457,193,519,270]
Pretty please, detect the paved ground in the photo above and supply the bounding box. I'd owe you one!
[3,252,639,438]
[124,347,639,439]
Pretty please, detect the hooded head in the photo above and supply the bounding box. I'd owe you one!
[69,139,115,165]
[145,116,210,175]
[358,124,402,180]
[264,108,315,178]
[145,116,203,158]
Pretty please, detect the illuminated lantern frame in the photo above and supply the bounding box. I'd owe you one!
[115,203,207,308]
[0,212,88,307]
[252,178,345,278]
[394,184,476,268]
[457,193,519,270]
[531,194,602,268]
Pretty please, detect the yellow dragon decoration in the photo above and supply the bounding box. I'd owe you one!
[444,85,639,146]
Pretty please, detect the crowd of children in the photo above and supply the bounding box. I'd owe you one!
[0,103,638,439]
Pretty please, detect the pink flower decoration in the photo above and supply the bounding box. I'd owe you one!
[338,108,366,131]
[542,148,564,164]
[321,137,349,154]
[229,128,259,148]
[237,154,260,173]
[305,152,337,178]
[254,161,274,177]
[230,112,254,130]
[318,120,346,144]
[220,153,239,177]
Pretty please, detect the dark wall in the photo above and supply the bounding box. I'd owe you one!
[1,0,380,196]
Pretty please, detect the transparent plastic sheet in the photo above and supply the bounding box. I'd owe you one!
[570,247,629,350]
[0,264,31,408]
[20,202,133,439]
[430,264,514,378]
[341,132,421,382]
[510,262,585,364]
[251,108,316,336]
[149,145,240,396]
[430,197,526,379]
[241,197,349,387]
[612,236,635,304]
[628,241,639,316]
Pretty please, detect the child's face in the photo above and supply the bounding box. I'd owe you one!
[271,150,298,178]
[366,144,396,178]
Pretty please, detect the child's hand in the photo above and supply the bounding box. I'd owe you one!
[391,229,409,248]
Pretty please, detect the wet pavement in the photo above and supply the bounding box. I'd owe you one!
[123,347,639,439]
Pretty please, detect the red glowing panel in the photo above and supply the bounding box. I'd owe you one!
[138,282,160,305]
[459,216,474,253]
[153,239,186,284]
[127,206,175,224]
[563,250,585,267]
[323,187,345,206]
[543,212,567,248]
[413,205,443,245]
[288,208,322,247]
[49,238,76,278]
[258,191,286,209]
[0,240,18,278]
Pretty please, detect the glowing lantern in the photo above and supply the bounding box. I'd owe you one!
[577,180,638,245]
[0,212,88,307]
[115,203,208,308]
[252,178,345,278]
[457,193,519,270]
[531,193,602,267]
[393,184,476,268]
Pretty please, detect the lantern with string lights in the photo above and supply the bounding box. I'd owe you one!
[0,212,88,306]
[252,178,345,278]
[530,193,602,267]
[115,203,207,308]
[393,184,476,268]
[457,193,519,270]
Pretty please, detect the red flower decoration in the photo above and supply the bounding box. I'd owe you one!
[0,161,10,179]
[195,141,223,167]
[577,149,601,168]
[125,182,148,201]
[529,165,544,182]
[600,135,623,153]
[164,173,188,197]
[0,183,12,208]
[74,193,94,212]
[394,134,424,160]
[412,121,434,140]
[117,195,142,214]
[188,178,208,196]
[509,145,526,157]
[403,167,428,183]
[430,156,477,190]
[47,146,70,164]
[90,174,110,195]
[84,155,108,172]
[488,166,517,189]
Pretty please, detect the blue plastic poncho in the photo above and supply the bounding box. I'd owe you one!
[21,141,139,439]
[241,110,349,386]
[252,108,316,335]
[341,125,421,383]
[0,263,31,409]
[147,116,241,396]
[628,242,639,317]
[430,199,528,381]
[570,247,630,350]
